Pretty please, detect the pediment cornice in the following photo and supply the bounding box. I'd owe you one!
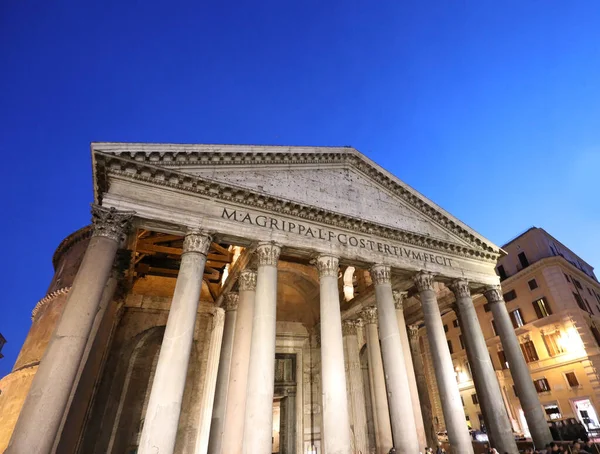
[93,149,501,263]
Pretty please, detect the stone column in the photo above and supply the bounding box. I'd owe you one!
[316,255,352,454]
[407,324,438,449]
[361,307,393,454]
[484,286,553,449]
[415,271,473,454]
[342,320,368,454]
[450,280,517,454]
[393,291,427,452]
[242,242,281,454]
[370,265,419,453]
[138,229,212,454]
[208,293,239,454]
[6,205,133,454]
[221,270,257,454]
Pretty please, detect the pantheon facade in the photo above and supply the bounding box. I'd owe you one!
[1,143,554,454]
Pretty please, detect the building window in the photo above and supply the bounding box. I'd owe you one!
[590,325,600,347]
[585,299,593,313]
[544,403,562,420]
[509,308,525,328]
[564,273,571,282]
[497,265,507,281]
[498,351,509,369]
[459,334,465,350]
[448,340,454,354]
[518,252,530,269]
[574,292,587,311]
[565,372,579,388]
[528,279,538,290]
[472,393,479,405]
[588,288,593,296]
[491,320,498,336]
[483,303,491,312]
[503,290,517,302]
[533,378,551,393]
[453,319,459,328]
[573,278,583,290]
[543,331,566,357]
[444,324,449,333]
[520,340,539,363]
[532,297,552,318]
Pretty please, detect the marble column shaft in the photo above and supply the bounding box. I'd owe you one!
[316,255,352,454]
[139,229,212,454]
[371,265,419,454]
[7,205,133,454]
[407,325,438,449]
[208,293,239,454]
[484,286,553,449]
[415,272,473,454]
[451,280,517,454]
[342,320,368,454]
[242,243,281,454]
[393,291,427,453]
[362,307,393,454]
[221,270,257,454]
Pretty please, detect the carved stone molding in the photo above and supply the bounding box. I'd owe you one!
[224,293,239,311]
[361,306,378,325]
[183,229,212,255]
[342,320,358,336]
[413,271,435,292]
[95,151,502,262]
[91,204,135,242]
[31,287,71,320]
[315,255,339,278]
[407,324,420,340]
[393,291,408,311]
[256,242,281,267]
[483,285,503,305]
[369,264,391,286]
[238,269,257,291]
[449,279,471,299]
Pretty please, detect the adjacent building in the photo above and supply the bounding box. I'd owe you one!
[427,227,600,437]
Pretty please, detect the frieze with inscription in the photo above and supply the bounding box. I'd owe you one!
[222,207,455,267]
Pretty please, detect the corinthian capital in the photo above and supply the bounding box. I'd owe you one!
[361,306,378,325]
[413,271,435,292]
[316,255,339,278]
[91,205,135,242]
[342,320,358,336]
[183,229,212,255]
[483,285,503,304]
[239,269,257,291]
[393,291,408,311]
[407,324,420,340]
[256,242,281,267]
[370,264,391,286]
[449,279,471,299]
[224,293,239,311]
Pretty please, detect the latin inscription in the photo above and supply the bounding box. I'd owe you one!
[222,208,454,267]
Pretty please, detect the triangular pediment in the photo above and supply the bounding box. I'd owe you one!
[91,143,502,257]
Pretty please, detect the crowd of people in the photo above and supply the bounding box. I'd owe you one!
[384,439,599,454]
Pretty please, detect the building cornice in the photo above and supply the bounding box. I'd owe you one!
[52,226,93,270]
[31,287,71,320]
[93,151,501,263]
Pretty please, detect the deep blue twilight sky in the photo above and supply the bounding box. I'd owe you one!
[1,1,599,376]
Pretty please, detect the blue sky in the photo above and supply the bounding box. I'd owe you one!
[1,1,599,375]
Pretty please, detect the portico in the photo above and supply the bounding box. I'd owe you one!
[3,143,553,454]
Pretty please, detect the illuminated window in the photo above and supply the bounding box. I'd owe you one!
[520,340,539,363]
[565,372,579,388]
[544,403,562,420]
[542,331,566,357]
[533,378,551,393]
[510,309,525,328]
[532,297,552,318]
[528,279,538,290]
